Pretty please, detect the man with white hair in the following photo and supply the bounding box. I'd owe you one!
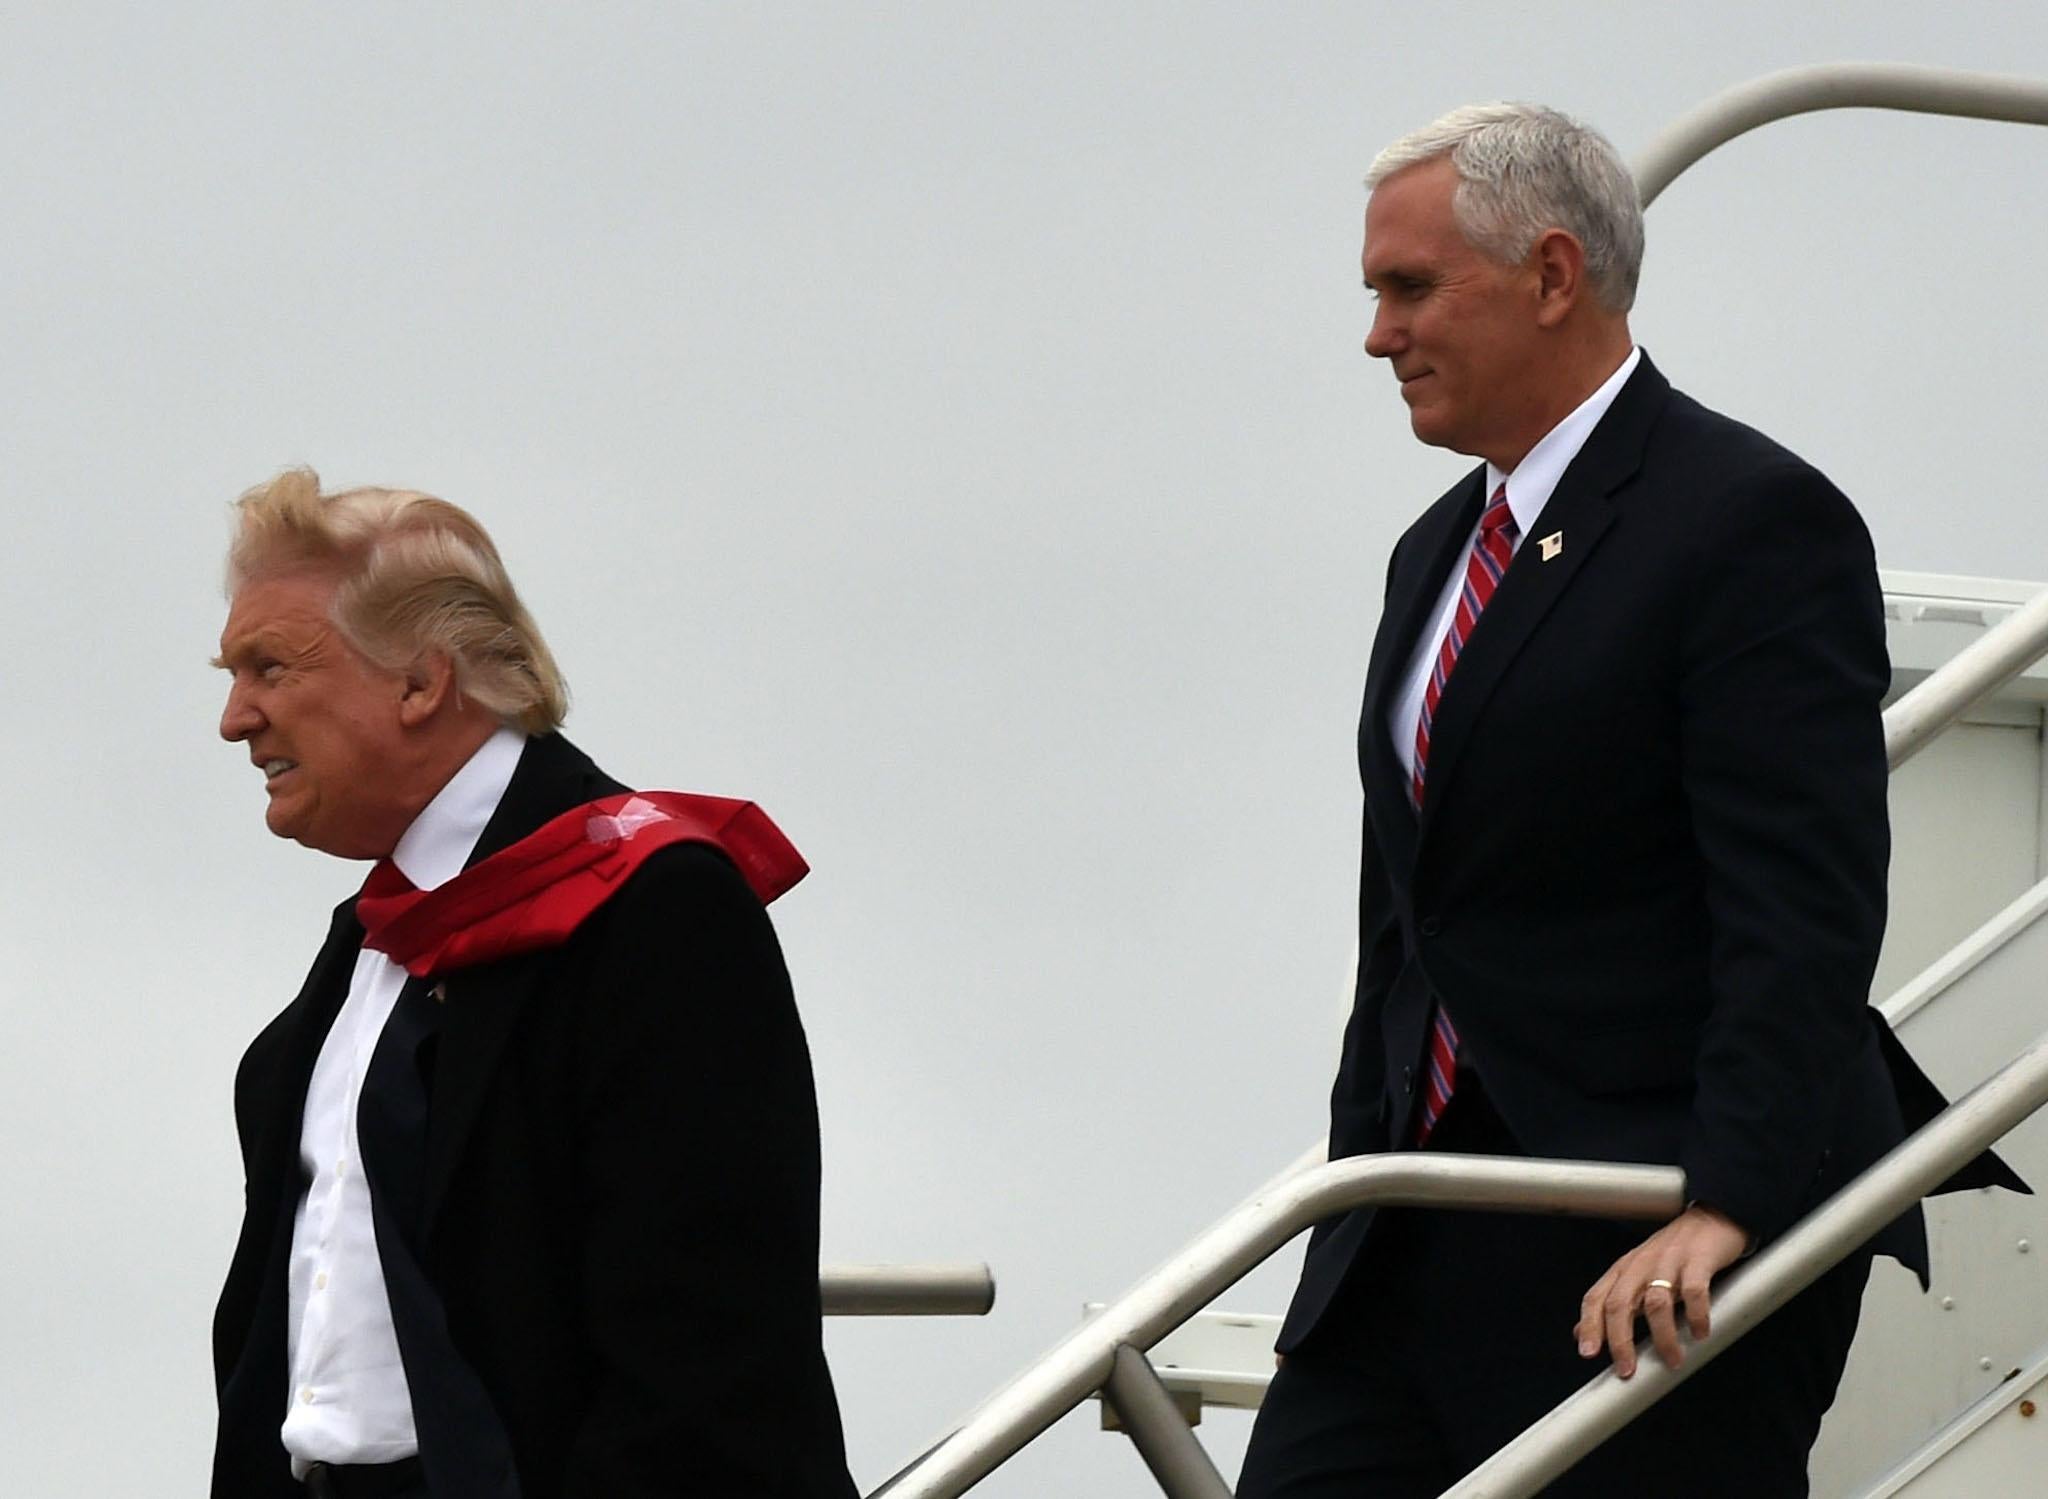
[208,471,857,1498]
[1237,105,2017,1495]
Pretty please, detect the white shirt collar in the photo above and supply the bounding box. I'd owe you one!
[1485,345,1641,540]
[388,726,527,891]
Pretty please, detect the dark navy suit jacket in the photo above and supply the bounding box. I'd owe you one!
[1280,356,2020,1351]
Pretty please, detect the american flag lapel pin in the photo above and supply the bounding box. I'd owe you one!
[1538,531,1564,562]
[430,981,448,1004]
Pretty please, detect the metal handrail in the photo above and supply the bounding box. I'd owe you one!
[1446,1029,2048,1497]
[1883,587,2048,769]
[822,1263,996,1317]
[1632,63,2048,208]
[871,1157,1685,1498]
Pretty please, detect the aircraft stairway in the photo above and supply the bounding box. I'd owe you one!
[1812,872,2048,1494]
[1102,862,2048,1497]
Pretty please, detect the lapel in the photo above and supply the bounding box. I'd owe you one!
[241,899,366,1203]
[417,732,626,1245]
[1359,469,1487,872]
[1412,356,1672,843]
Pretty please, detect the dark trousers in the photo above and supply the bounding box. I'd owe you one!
[302,1459,429,1499]
[1238,1087,1871,1498]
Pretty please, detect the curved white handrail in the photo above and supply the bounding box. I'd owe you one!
[871,1156,1684,1498]
[1633,62,2048,208]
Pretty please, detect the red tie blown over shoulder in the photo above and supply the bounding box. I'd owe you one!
[355,793,808,978]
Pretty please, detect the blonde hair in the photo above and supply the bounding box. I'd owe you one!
[227,467,569,733]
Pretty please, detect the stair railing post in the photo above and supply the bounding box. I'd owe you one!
[1101,1344,1235,1499]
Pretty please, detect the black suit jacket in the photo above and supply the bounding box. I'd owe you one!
[212,732,858,1497]
[1280,355,2016,1351]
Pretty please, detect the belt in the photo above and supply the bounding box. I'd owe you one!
[302,1457,425,1499]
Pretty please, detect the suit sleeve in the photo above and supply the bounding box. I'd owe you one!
[561,843,851,1497]
[1675,462,1891,1242]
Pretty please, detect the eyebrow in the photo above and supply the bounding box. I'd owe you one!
[211,631,285,672]
[1364,267,1432,301]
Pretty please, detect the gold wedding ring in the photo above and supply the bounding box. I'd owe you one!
[1647,1278,1676,1292]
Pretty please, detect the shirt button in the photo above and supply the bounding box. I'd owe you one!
[314,1272,328,1291]
[299,1386,316,1405]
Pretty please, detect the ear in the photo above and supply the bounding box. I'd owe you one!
[396,650,459,728]
[1530,228,1588,329]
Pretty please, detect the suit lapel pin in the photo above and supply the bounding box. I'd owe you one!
[1538,531,1564,562]
[430,981,448,1004]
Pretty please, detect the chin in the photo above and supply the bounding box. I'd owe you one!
[263,800,309,845]
[1407,411,1455,450]
[1408,410,1481,458]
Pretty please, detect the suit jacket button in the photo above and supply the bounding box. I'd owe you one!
[1418,916,1443,937]
[1402,1065,1415,1093]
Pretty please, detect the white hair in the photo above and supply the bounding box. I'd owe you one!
[1367,102,1644,313]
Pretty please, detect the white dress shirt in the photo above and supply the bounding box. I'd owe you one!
[281,726,526,1475]
[1387,346,1641,780]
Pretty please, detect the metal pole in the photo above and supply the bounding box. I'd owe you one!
[1102,1345,1236,1499]
[870,1154,1683,1499]
[1883,587,2048,770]
[1443,1029,2048,1499]
[821,1264,996,1317]
[1633,63,2048,208]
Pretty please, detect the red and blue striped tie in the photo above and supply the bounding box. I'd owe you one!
[1411,484,1516,1144]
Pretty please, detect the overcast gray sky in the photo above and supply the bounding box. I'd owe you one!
[4,5,2047,1495]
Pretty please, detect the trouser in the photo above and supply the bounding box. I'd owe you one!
[1238,1087,1871,1498]
[302,1458,428,1499]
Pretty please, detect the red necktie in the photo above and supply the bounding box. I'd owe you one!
[1411,485,1517,1144]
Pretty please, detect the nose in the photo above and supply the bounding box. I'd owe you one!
[220,678,263,743]
[1364,300,1403,360]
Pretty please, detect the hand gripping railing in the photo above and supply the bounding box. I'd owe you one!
[871,1157,1686,1498]
[1446,1029,2048,1498]
[1631,62,2048,209]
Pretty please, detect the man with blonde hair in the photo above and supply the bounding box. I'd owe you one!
[1237,104,2017,1495]
[209,470,857,1498]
